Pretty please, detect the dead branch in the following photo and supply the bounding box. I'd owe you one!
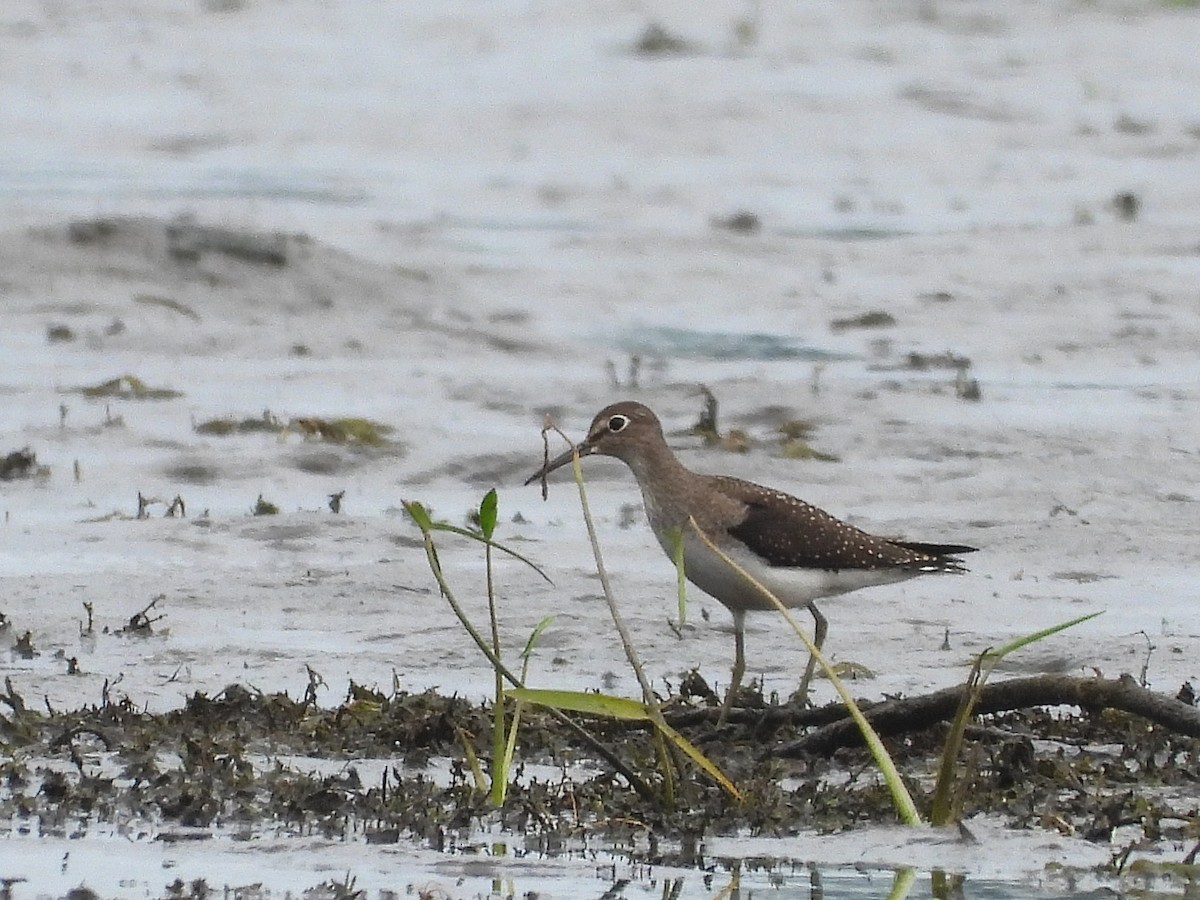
[770,674,1200,757]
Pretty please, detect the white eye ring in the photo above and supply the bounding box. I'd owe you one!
[608,414,630,433]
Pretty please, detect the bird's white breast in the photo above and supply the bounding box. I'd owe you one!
[667,529,920,613]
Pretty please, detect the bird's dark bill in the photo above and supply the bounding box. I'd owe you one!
[524,444,588,486]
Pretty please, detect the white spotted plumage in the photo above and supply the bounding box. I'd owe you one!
[527,400,977,707]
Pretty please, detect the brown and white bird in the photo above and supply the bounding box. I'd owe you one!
[526,401,977,709]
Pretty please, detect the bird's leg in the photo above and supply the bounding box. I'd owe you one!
[718,610,746,726]
[795,601,828,706]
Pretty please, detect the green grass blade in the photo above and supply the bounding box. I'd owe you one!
[401,499,434,531]
[520,616,556,680]
[985,611,1102,664]
[456,726,488,793]
[418,519,553,584]
[522,617,555,661]
[508,687,651,720]
[490,692,507,806]
[484,520,505,808]
[519,616,554,683]
[654,717,741,800]
[501,699,525,796]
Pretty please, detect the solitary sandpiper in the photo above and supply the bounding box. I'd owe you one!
[526,401,977,708]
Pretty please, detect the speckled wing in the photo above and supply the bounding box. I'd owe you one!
[712,476,975,573]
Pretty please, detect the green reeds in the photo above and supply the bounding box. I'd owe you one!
[402,491,554,805]
[404,491,667,804]
[928,611,1102,825]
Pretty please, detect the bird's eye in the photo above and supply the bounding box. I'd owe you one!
[608,414,630,433]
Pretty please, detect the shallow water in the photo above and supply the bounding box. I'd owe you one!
[3,0,1200,895]
[0,825,1123,900]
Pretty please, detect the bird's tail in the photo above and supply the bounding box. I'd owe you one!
[894,541,978,572]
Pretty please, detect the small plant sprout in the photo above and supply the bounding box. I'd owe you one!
[406,492,634,804]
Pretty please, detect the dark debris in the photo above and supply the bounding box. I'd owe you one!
[1,678,1198,857]
[0,448,47,481]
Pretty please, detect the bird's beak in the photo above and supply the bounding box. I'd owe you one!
[524,440,596,486]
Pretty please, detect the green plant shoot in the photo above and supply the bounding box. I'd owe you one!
[480,489,505,804]
[404,495,658,803]
[929,611,1102,825]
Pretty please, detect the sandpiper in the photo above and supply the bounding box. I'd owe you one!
[526,401,977,709]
